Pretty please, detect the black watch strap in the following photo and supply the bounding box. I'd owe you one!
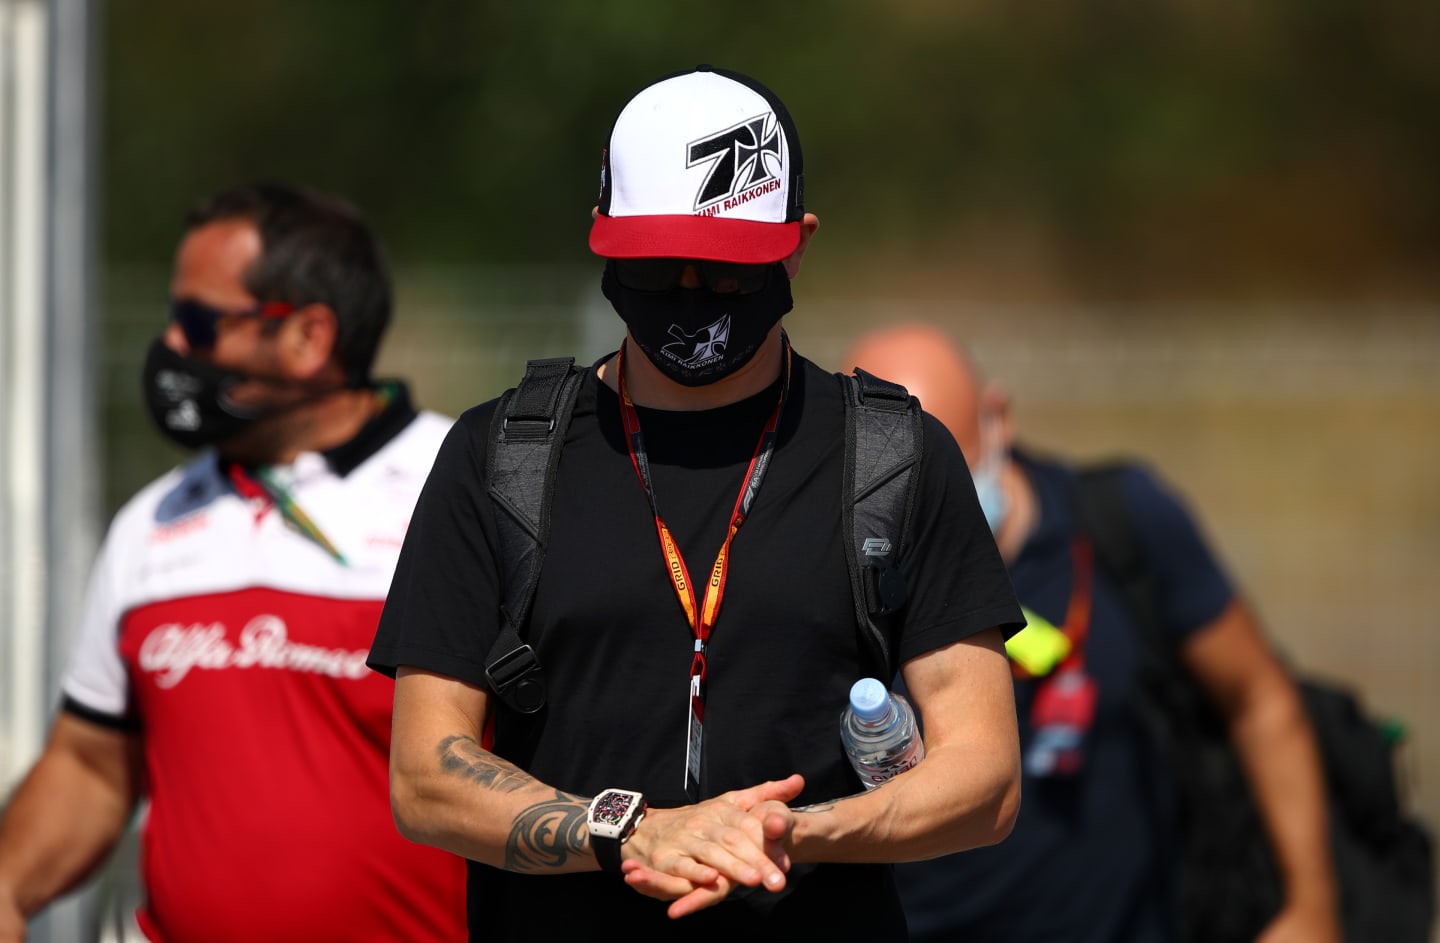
[592,835,623,874]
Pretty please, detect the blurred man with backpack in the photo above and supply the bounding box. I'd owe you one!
[842,321,1352,943]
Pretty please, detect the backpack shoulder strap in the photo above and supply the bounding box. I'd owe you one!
[840,368,924,684]
[1072,460,1208,741]
[483,356,585,713]
[1071,462,1169,655]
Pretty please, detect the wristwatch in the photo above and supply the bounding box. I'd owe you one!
[587,788,647,873]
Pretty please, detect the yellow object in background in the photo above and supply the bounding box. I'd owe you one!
[1005,608,1072,677]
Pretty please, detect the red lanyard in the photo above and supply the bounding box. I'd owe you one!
[1056,537,1094,670]
[616,336,791,711]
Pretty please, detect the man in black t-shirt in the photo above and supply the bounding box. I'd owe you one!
[368,66,1024,940]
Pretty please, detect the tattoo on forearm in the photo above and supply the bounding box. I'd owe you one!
[795,790,867,814]
[795,800,837,813]
[436,735,530,792]
[435,734,588,872]
[504,794,589,873]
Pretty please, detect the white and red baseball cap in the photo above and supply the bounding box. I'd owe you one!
[589,65,805,265]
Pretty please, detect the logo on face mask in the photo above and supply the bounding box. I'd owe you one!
[661,314,731,370]
[165,397,203,432]
[687,114,782,212]
[151,366,208,431]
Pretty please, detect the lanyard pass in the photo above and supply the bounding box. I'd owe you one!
[685,642,705,797]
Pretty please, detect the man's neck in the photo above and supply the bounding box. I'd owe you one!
[220,386,383,466]
[600,326,786,410]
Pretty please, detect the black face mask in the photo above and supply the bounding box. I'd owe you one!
[140,339,325,451]
[601,260,793,387]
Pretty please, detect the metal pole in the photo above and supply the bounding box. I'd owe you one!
[0,0,51,797]
[1,0,102,938]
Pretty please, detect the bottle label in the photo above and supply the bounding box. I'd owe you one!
[856,743,924,788]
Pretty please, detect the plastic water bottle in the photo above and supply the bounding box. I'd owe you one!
[840,677,925,789]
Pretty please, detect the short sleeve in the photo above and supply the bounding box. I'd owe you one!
[368,403,505,687]
[61,511,139,722]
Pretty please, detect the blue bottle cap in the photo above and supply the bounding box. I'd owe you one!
[849,678,889,722]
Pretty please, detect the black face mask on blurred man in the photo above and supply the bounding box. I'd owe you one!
[140,338,335,451]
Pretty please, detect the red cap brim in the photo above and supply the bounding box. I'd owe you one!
[589,214,801,264]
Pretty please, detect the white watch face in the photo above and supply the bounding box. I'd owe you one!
[588,789,645,841]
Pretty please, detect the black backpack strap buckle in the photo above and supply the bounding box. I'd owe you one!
[484,625,547,715]
[863,550,910,617]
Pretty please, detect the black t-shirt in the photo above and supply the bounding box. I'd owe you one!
[370,351,1022,940]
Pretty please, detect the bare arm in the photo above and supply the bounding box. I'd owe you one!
[388,666,591,871]
[388,667,802,887]
[0,713,143,941]
[1182,598,1341,943]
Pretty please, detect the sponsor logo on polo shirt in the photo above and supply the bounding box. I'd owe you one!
[138,614,370,688]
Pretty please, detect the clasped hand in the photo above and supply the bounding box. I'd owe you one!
[618,773,805,919]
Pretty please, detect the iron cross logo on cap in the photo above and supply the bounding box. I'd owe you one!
[590,64,805,265]
[688,114,784,214]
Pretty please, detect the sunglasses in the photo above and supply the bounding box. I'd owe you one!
[170,298,295,348]
[613,258,773,295]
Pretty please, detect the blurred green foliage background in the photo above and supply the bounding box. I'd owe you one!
[104,0,1440,300]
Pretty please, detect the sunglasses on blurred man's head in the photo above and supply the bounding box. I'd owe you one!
[169,298,295,349]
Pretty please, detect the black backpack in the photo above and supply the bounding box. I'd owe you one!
[1074,462,1436,943]
[480,357,923,716]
